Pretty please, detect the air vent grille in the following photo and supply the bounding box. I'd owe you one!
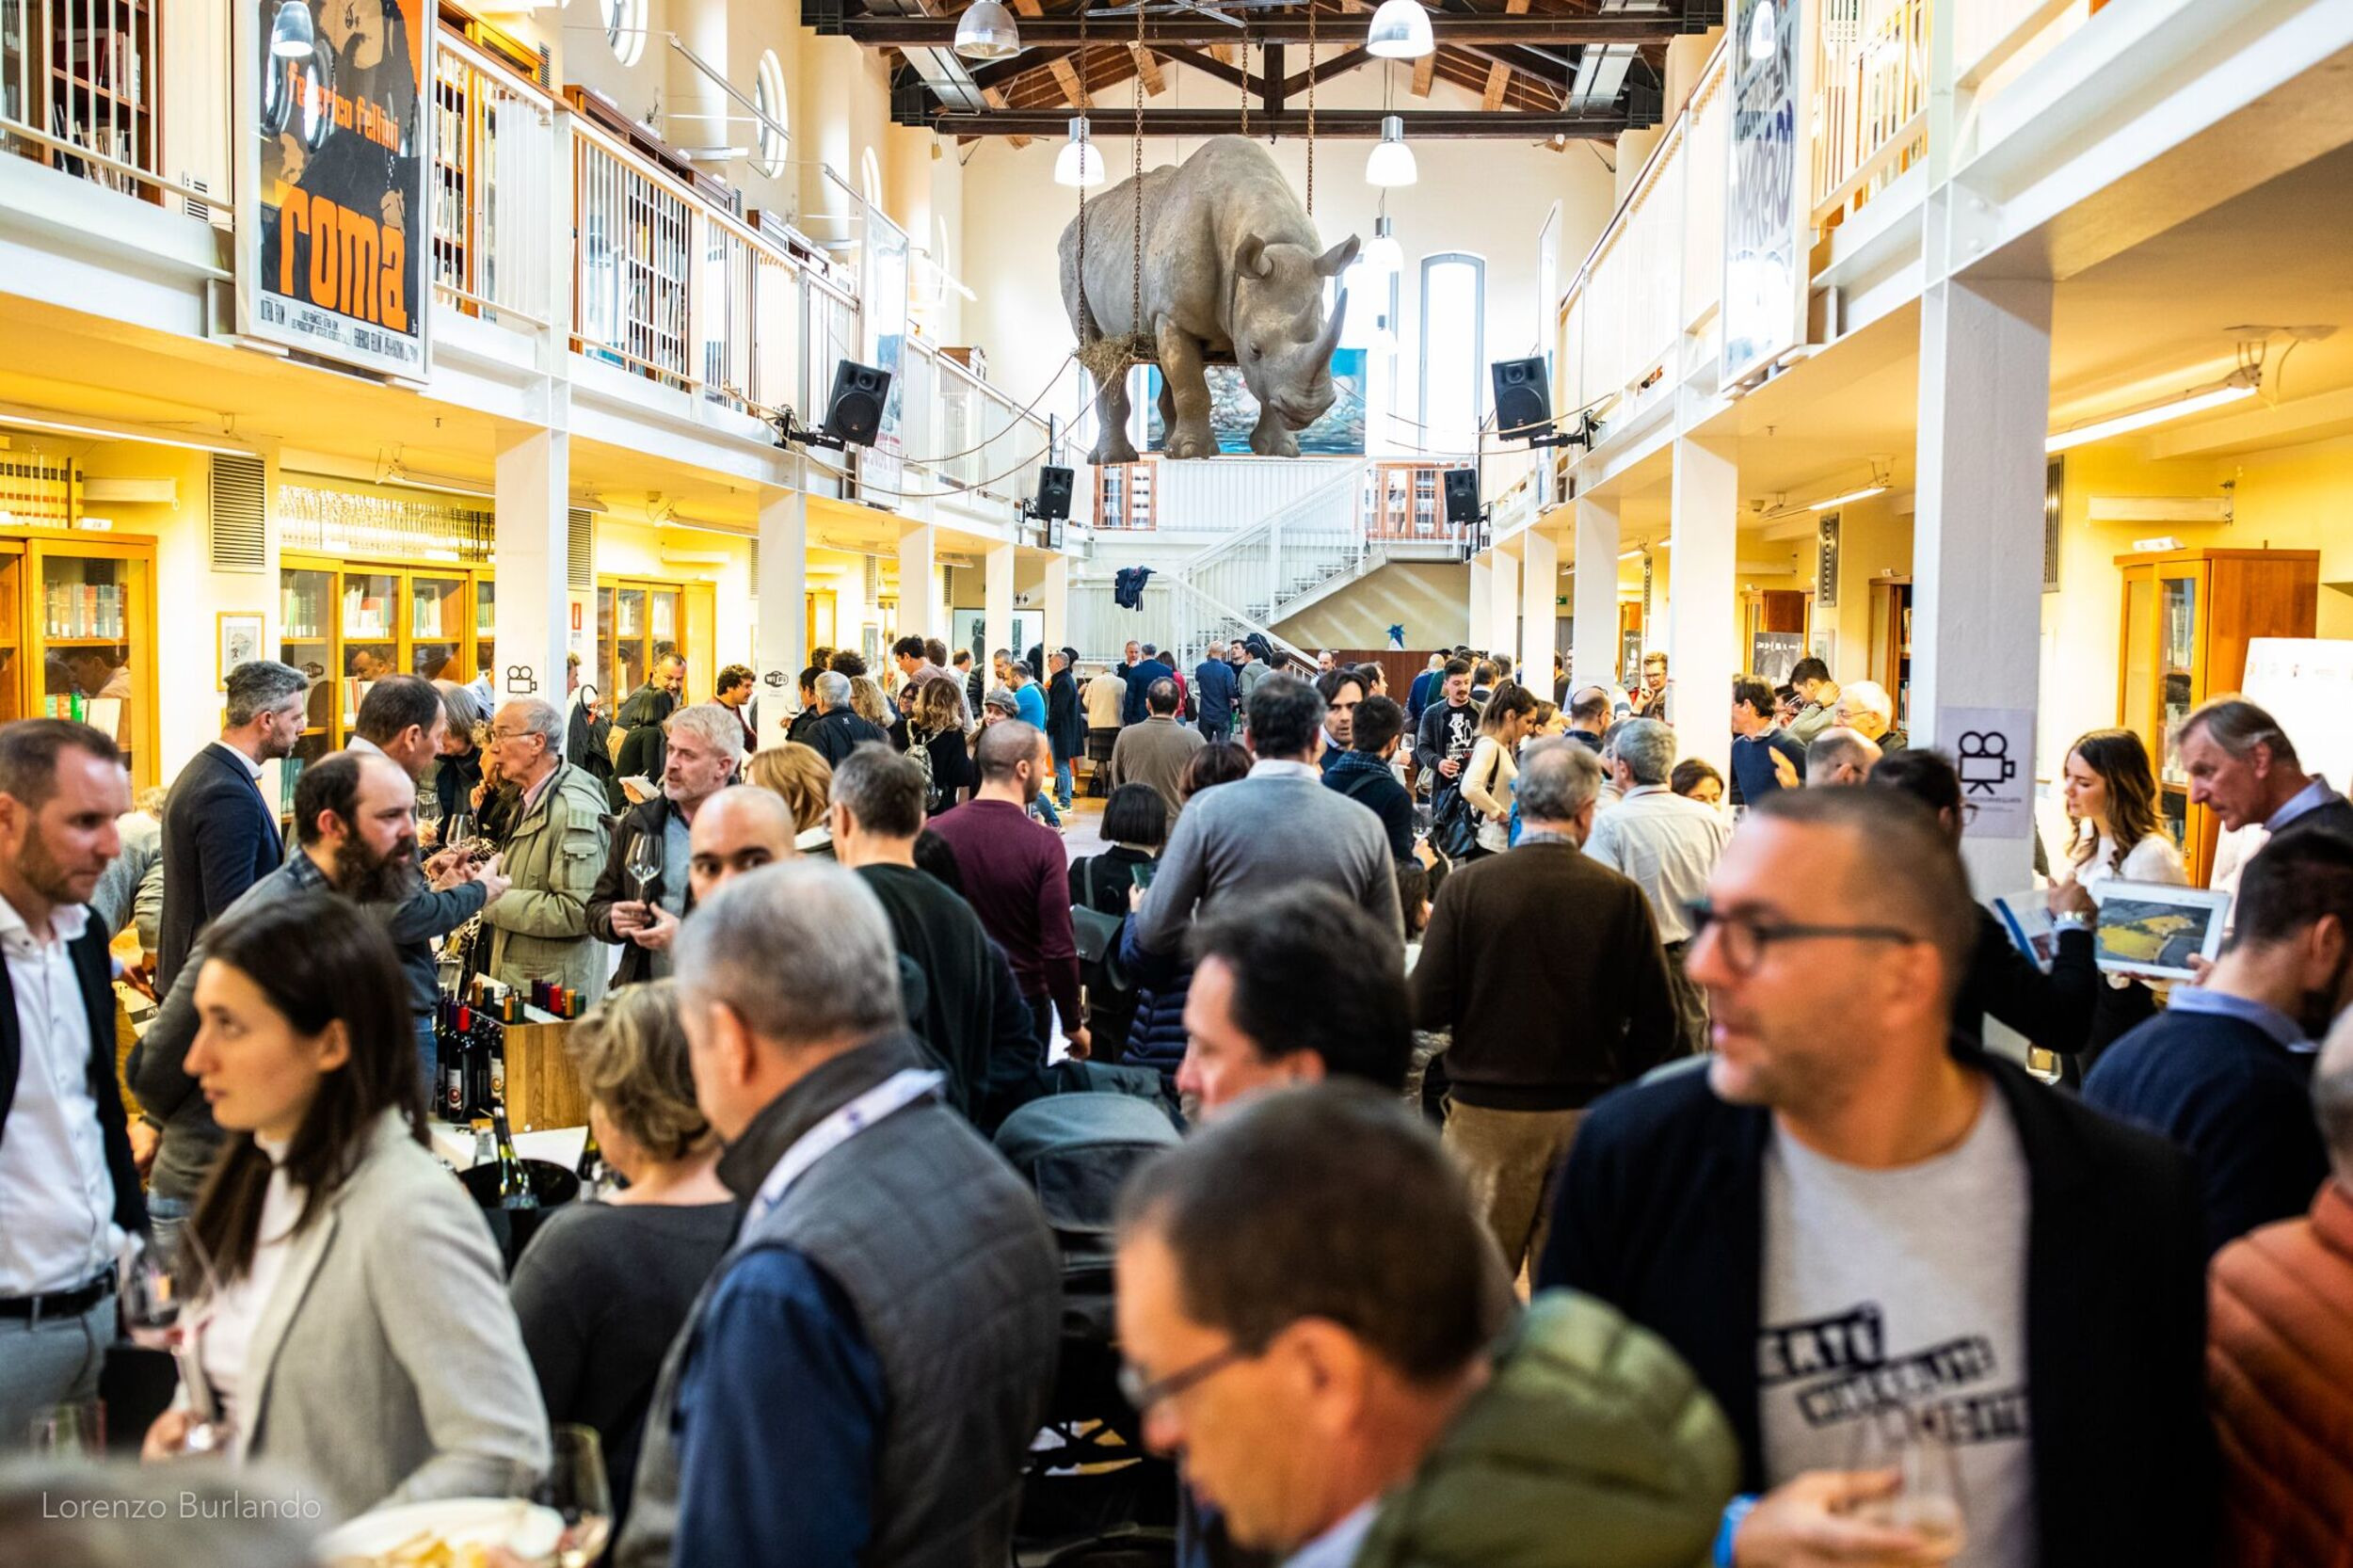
[209,456,267,572]
[568,508,594,590]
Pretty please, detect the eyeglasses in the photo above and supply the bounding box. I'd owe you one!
[488,728,538,744]
[1118,1344,1251,1414]
[1684,899,1925,977]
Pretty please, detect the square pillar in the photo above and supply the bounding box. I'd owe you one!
[896,523,938,640]
[1486,546,1520,663]
[1467,553,1494,652]
[1914,275,2054,893]
[1666,435,1738,780]
[1042,553,1071,656]
[755,485,808,744]
[1573,496,1623,694]
[493,425,569,718]
[983,541,1016,671]
[1519,526,1560,695]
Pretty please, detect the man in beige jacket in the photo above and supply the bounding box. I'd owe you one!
[480,697,614,1003]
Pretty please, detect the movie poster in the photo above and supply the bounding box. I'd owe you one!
[1143,350,1369,456]
[862,209,912,500]
[239,0,432,378]
[1721,0,1804,387]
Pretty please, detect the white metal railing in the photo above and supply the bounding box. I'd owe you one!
[572,119,696,391]
[432,31,554,328]
[2,0,227,217]
[1811,0,1929,230]
[1952,0,2083,90]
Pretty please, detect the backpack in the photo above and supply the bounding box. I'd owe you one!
[1070,858,1130,990]
[909,726,942,811]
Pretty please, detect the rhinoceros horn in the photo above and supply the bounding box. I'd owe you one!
[1303,289,1348,362]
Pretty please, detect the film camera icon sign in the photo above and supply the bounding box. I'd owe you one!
[1956,730,2017,796]
[505,664,539,696]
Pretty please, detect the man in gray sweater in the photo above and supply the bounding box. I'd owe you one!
[1132,674,1403,958]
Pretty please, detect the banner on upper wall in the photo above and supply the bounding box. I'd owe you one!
[1721,0,1807,388]
[236,0,433,379]
[863,211,913,502]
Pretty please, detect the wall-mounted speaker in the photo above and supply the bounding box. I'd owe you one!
[1032,465,1074,521]
[823,360,892,447]
[1443,468,1481,528]
[1490,356,1552,440]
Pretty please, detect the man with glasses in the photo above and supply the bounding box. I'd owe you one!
[479,697,614,1007]
[1539,786,2213,1568]
[1113,1084,1737,1568]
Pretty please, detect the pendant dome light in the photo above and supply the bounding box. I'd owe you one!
[269,0,317,57]
[1365,114,1417,186]
[1365,0,1433,59]
[953,0,1022,61]
[1055,116,1106,188]
[1363,213,1402,276]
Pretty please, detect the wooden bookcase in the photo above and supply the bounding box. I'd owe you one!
[280,556,486,797]
[0,533,159,786]
[1870,576,1914,732]
[2114,545,2319,886]
[2,0,161,202]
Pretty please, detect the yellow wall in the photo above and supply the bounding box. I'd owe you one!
[2036,434,2353,770]
[1275,562,1471,651]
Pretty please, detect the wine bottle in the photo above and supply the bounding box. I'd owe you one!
[470,1116,496,1168]
[575,1128,607,1197]
[492,1105,538,1211]
[439,1000,466,1124]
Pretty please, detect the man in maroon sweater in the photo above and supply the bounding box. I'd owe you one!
[927,720,1092,1060]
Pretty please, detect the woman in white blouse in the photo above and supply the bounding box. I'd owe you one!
[2058,728,2187,1057]
[143,893,547,1520]
[1460,682,1540,859]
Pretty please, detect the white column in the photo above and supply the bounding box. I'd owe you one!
[983,541,1016,667]
[1913,275,2054,894]
[756,483,808,744]
[1467,553,1495,652]
[896,523,937,641]
[1042,553,1071,656]
[1486,546,1520,662]
[1573,496,1623,694]
[1519,526,1560,693]
[493,425,569,717]
[1666,435,1738,780]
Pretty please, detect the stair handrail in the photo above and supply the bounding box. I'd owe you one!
[1176,458,1370,581]
[1160,572,1313,668]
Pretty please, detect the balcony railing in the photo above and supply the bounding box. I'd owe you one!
[1810,0,1929,231]
[1,0,226,219]
[432,31,555,328]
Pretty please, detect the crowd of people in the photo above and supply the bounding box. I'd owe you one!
[5,628,2353,1568]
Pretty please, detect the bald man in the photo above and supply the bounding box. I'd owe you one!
[686,786,796,904]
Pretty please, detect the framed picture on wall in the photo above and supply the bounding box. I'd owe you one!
[217,612,264,689]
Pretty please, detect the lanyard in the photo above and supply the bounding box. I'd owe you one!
[750,1068,944,1221]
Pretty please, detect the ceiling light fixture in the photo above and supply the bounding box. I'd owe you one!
[1363,213,1402,277]
[1366,115,1417,187]
[269,0,316,58]
[1054,116,1106,188]
[952,0,1021,60]
[2045,365,2260,455]
[1809,462,1891,511]
[1,411,252,456]
[1366,0,1433,59]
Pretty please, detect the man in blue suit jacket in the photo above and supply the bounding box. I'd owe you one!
[1193,643,1240,745]
[1122,644,1176,728]
[157,660,310,990]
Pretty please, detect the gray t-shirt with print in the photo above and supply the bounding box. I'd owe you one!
[1759,1087,2037,1568]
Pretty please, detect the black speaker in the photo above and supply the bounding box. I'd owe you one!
[822,360,892,447]
[1032,465,1074,521]
[1490,356,1552,440]
[1443,468,1481,527]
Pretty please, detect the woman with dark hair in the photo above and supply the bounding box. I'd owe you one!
[1067,786,1169,1060]
[906,675,976,812]
[1178,741,1252,804]
[142,894,546,1515]
[1461,681,1539,859]
[511,983,733,1529]
[1670,757,1724,809]
[2059,728,2187,1055]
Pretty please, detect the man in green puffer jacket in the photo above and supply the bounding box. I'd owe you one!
[1116,1084,1737,1568]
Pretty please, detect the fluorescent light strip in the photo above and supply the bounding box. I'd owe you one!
[2045,377,2257,455]
[0,410,253,456]
[1809,484,1888,510]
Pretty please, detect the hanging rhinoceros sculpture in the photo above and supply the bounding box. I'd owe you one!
[1059,136,1358,463]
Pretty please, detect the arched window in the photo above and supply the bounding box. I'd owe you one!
[859,146,884,210]
[754,52,789,177]
[600,0,647,66]
[1419,252,1485,459]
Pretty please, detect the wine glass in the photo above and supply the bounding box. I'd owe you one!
[624,831,663,906]
[443,810,475,859]
[532,1425,614,1568]
[1847,1404,1964,1549]
[118,1229,235,1455]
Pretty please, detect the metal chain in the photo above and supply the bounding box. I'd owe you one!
[1076,4,1090,345]
[1305,0,1317,216]
[1132,0,1145,342]
[1240,38,1250,136]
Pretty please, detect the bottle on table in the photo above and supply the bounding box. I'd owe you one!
[469,1117,496,1169]
[492,1105,538,1212]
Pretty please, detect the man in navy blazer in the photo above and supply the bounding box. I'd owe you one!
[156,660,309,990]
[0,718,146,1441]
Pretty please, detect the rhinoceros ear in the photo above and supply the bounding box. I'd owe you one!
[1316,236,1361,277]
[1236,235,1273,280]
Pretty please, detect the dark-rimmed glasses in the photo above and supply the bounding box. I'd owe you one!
[1118,1344,1251,1413]
[1684,899,1925,977]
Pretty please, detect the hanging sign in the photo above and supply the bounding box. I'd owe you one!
[1721,0,1807,387]
[236,0,434,379]
[861,207,912,502]
[1938,705,2037,840]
